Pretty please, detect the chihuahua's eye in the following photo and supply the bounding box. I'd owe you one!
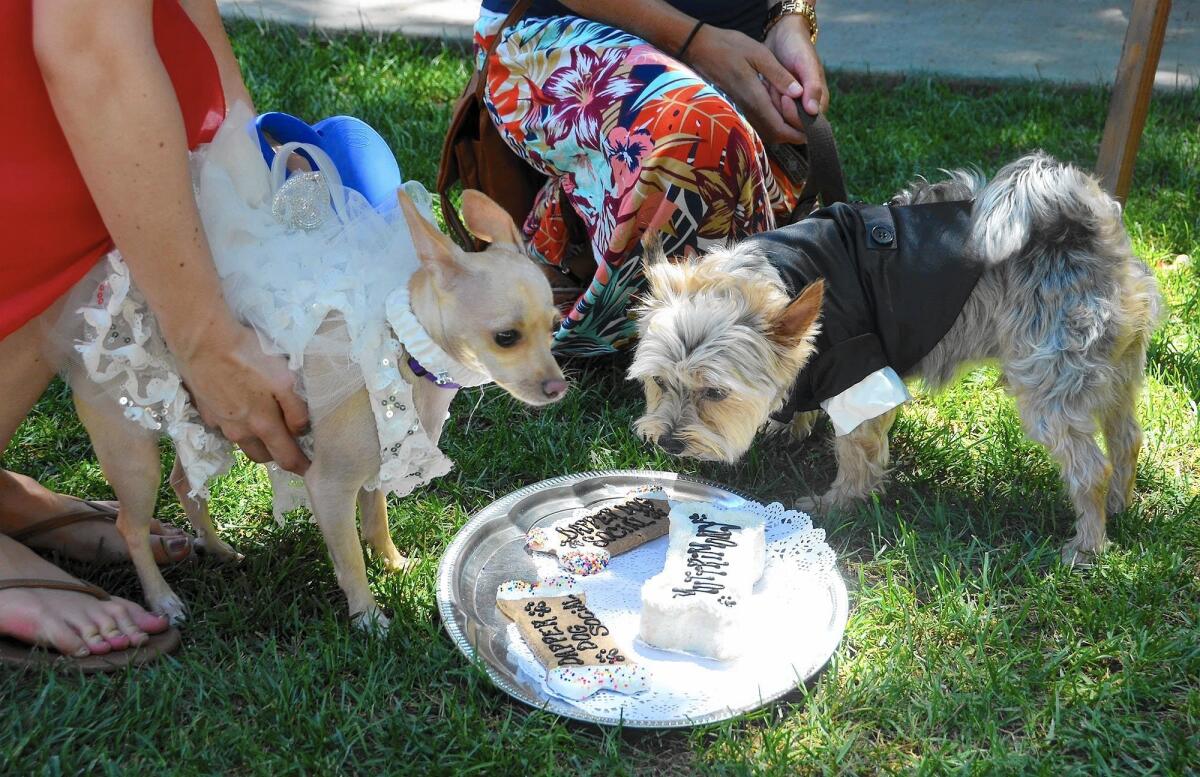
[494,329,520,348]
[653,376,667,390]
[702,386,728,402]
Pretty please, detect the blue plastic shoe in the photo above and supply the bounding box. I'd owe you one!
[313,116,403,213]
[254,112,403,213]
[255,111,323,172]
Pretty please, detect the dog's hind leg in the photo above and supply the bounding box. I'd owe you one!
[1017,401,1112,565]
[799,409,897,513]
[1101,353,1147,517]
[73,391,188,623]
[168,458,242,562]
[358,488,413,572]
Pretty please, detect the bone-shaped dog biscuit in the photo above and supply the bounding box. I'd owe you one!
[525,488,671,575]
[496,577,650,699]
[638,502,766,661]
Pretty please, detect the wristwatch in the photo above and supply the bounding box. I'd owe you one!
[765,0,818,44]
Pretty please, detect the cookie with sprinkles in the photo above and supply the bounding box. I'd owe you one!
[496,577,650,700]
[525,488,671,576]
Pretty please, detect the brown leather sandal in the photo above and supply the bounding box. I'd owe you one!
[7,498,189,565]
[0,578,180,673]
[6,497,119,545]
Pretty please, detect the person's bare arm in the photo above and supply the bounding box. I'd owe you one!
[33,0,309,473]
[178,0,255,112]
[556,0,807,144]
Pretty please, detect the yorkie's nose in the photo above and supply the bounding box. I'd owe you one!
[657,434,685,454]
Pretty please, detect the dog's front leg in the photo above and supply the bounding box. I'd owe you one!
[765,410,821,443]
[797,409,897,514]
[307,473,387,634]
[73,390,189,624]
[305,386,389,634]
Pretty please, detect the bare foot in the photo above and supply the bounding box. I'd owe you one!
[0,535,169,657]
[0,470,192,564]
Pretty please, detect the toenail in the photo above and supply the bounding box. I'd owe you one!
[167,537,189,552]
[74,647,90,657]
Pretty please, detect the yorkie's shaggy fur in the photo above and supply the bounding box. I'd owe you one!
[630,154,1163,563]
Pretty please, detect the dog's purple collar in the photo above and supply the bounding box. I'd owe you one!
[407,356,461,389]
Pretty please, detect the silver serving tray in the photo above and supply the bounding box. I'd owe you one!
[436,469,849,728]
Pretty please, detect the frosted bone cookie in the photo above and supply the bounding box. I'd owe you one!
[638,502,766,661]
[496,577,649,700]
[525,488,670,576]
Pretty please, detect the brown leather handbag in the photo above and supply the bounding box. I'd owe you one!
[436,0,542,250]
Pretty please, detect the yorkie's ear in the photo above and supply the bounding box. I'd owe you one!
[770,279,824,347]
[641,232,685,300]
[640,232,669,267]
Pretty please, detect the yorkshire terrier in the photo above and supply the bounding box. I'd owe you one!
[630,154,1163,563]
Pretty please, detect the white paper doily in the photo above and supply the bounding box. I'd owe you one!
[506,501,837,721]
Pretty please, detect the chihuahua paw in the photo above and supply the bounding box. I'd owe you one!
[195,537,244,563]
[381,552,417,573]
[149,592,189,626]
[1060,537,1106,568]
[351,608,391,636]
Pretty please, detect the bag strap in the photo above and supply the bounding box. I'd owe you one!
[477,0,535,99]
[793,107,848,216]
[437,0,535,247]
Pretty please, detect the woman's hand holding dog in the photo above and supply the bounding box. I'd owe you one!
[174,319,311,476]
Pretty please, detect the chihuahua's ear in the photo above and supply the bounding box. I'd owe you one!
[770,279,824,347]
[398,188,460,278]
[460,189,523,246]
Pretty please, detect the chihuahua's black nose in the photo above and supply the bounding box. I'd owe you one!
[542,378,568,400]
[657,434,685,454]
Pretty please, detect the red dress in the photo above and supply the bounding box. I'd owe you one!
[0,0,226,339]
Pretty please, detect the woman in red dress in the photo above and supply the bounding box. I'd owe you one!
[0,1,307,667]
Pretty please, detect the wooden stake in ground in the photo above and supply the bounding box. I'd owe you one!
[1096,0,1171,203]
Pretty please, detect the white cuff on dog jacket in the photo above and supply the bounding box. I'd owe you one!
[821,366,910,436]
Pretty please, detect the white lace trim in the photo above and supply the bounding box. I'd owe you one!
[385,284,489,389]
[74,254,235,498]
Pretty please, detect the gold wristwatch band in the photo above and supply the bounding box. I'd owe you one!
[764,0,818,44]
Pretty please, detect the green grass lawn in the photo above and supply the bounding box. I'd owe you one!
[3,23,1198,775]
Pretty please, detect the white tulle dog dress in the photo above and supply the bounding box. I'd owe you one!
[61,103,487,508]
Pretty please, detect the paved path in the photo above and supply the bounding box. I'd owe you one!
[218,0,1199,89]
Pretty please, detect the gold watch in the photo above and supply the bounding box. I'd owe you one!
[764,0,818,44]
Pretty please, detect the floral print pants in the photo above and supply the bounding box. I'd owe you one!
[474,12,803,356]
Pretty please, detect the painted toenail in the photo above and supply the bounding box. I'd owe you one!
[167,537,189,552]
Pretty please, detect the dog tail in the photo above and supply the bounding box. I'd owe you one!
[970,152,1126,266]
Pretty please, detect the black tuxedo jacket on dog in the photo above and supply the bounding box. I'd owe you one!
[743,200,987,422]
